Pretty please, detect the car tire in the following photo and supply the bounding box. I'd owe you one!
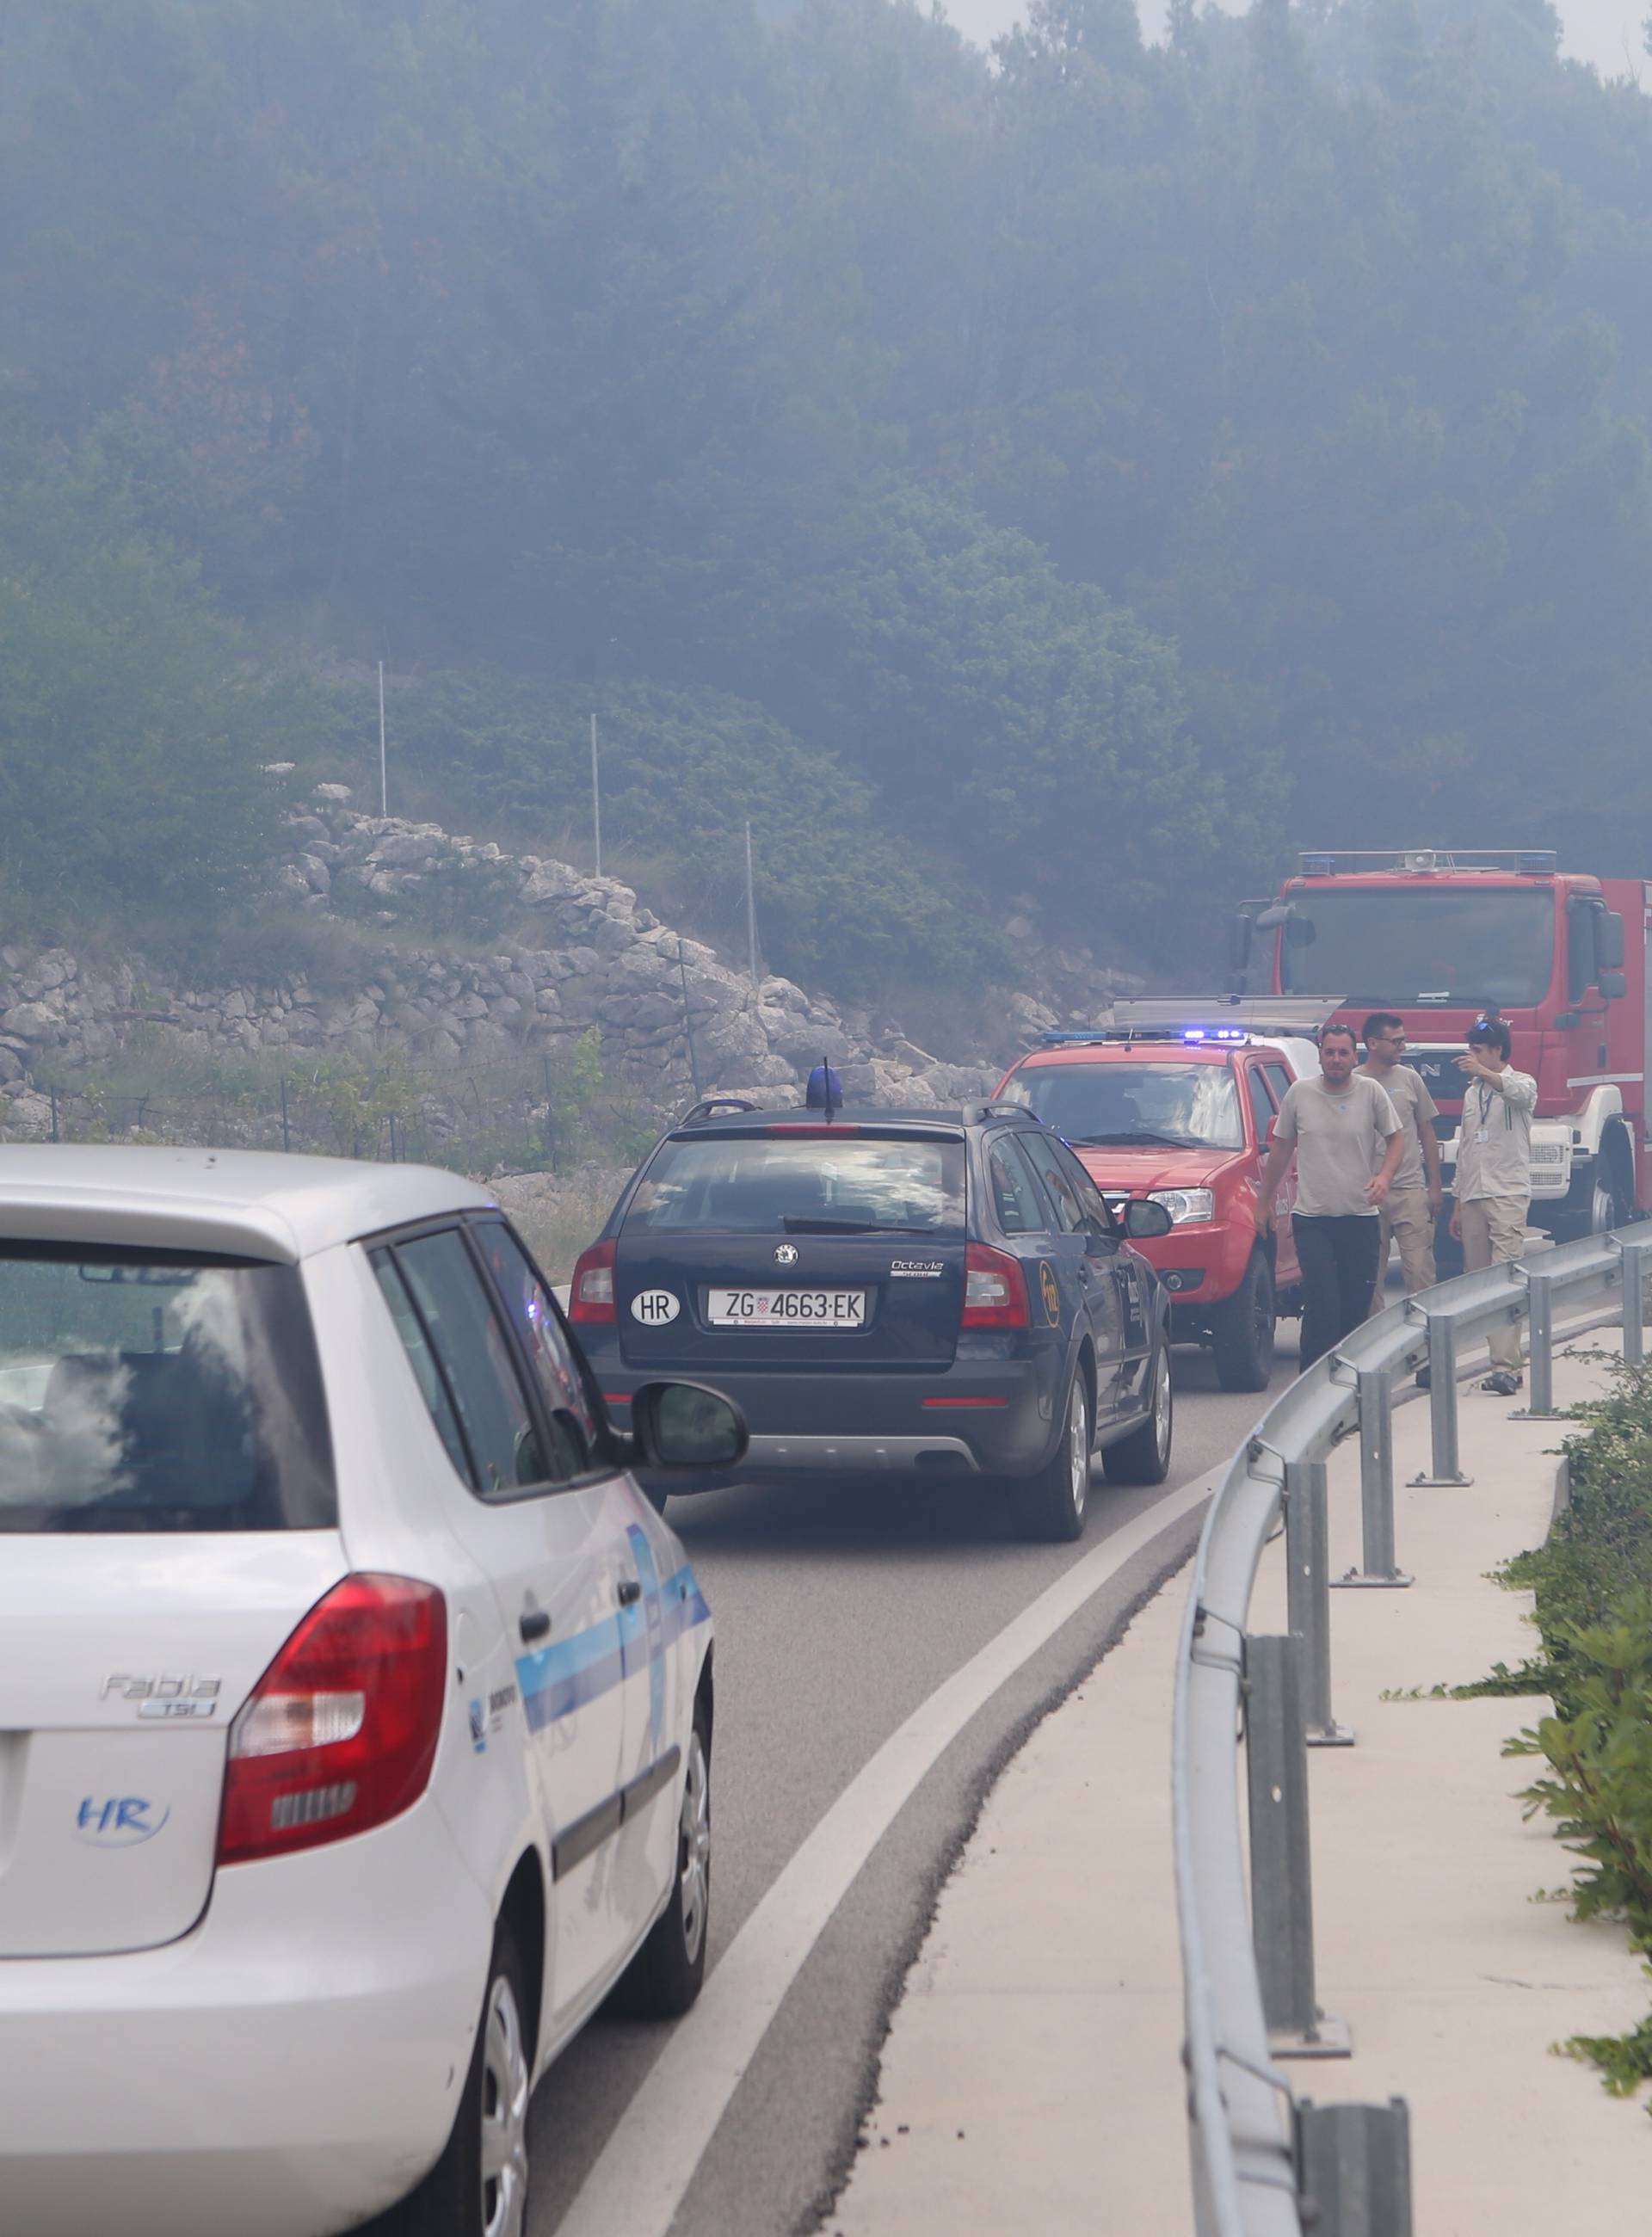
[1009,1368,1091,1544]
[1102,1336,1173,1486]
[608,1696,712,2019]
[1211,1252,1275,1393]
[376,1921,532,2237]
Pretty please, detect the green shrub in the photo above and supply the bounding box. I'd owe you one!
[1497,1361,1652,2102]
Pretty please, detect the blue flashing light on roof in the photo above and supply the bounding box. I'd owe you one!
[1300,853,1337,876]
[1519,851,1557,875]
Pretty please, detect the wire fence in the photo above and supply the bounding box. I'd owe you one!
[15,1046,660,1178]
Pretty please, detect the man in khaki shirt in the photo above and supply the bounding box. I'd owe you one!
[1359,1012,1443,1313]
[1451,1014,1538,1396]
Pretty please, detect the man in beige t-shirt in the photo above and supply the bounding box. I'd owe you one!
[1359,1012,1443,1313]
[1256,1024,1403,1367]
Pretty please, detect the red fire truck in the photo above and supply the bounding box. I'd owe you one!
[1232,849,1652,1242]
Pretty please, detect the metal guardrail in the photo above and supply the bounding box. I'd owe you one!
[1174,1221,1652,2237]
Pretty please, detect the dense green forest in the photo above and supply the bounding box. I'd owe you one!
[3,0,1650,996]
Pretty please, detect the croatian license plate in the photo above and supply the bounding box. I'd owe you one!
[707,1288,868,1328]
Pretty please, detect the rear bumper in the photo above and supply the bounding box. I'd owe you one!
[0,1805,492,2237]
[601,1348,1061,1481]
[745,1430,981,1473]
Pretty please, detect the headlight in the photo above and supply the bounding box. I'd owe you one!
[1148,1188,1216,1226]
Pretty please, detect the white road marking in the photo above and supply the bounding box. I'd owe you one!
[555,1466,1221,2237]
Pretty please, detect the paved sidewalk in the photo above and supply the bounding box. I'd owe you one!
[830,1343,1650,2235]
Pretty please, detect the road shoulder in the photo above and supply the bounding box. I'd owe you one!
[831,1343,1651,2237]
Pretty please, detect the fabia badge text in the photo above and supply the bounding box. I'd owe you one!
[102,1672,221,1720]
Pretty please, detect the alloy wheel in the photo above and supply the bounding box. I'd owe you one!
[1067,1382,1090,1524]
[1153,1351,1171,1464]
[678,1726,712,1968]
[479,1971,530,2237]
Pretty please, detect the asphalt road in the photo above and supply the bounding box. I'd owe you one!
[526,1331,1300,2237]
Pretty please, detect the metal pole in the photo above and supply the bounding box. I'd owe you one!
[1285,1460,1353,1745]
[679,946,703,1099]
[1409,1314,1471,1485]
[1296,2098,1413,2237]
[1245,1634,1349,2057]
[1624,1239,1647,1369]
[744,820,759,990]
[1335,1369,1411,1587]
[378,660,387,817]
[1514,1271,1561,1418]
[280,1076,290,1155]
[591,712,601,878]
[388,1111,398,1163]
[49,1086,59,1143]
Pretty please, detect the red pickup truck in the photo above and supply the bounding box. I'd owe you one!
[992,1006,1325,1390]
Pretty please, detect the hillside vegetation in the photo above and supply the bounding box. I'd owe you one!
[4,0,1651,995]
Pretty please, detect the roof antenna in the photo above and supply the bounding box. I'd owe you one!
[806,1057,841,1120]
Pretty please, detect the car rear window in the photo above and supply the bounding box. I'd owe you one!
[624,1134,966,1236]
[0,1244,336,1533]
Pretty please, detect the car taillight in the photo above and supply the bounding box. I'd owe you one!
[217,1574,447,1867]
[570,1237,617,1324]
[961,1242,1030,1330]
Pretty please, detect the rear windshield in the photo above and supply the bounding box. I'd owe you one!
[624,1134,966,1236]
[0,1245,336,1533]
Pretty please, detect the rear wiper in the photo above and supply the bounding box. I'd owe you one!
[780,1217,934,1235]
[1068,1130,1203,1149]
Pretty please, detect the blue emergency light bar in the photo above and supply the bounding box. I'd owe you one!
[1294,848,1557,877]
[1039,1024,1252,1048]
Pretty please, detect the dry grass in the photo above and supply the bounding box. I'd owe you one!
[492,1164,630,1282]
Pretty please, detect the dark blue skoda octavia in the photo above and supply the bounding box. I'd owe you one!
[570,1100,1174,1540]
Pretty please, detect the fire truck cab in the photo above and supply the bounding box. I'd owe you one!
[1233,849,1651,1242]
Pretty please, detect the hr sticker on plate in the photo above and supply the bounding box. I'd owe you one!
[631,1289,681,1325]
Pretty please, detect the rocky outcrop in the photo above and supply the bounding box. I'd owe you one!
[1,787,1059,1144]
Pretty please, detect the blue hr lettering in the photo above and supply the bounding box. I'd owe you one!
[77,1796,154,1835]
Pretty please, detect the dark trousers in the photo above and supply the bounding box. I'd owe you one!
[1292,1213,1382,1370]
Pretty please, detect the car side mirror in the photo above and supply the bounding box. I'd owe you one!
[628,1380,749,1470]
[1600,969,1627,1001]
[1123,1199,1174,1242]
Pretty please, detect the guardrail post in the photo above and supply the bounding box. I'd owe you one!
[1333,1369,1413,1589]
[1408,1312,1472,1486]
[1286,1460,1354,1745]
[1619,1235,1649,1370]
[1296,2098,1413,2236]
[1245,1633,1350,2057]
[1512,1270,1563,1420]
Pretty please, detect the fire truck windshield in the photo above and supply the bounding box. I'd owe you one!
[1278,886,1554,1007]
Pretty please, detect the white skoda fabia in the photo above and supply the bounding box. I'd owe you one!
[0,1147,743,2237]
